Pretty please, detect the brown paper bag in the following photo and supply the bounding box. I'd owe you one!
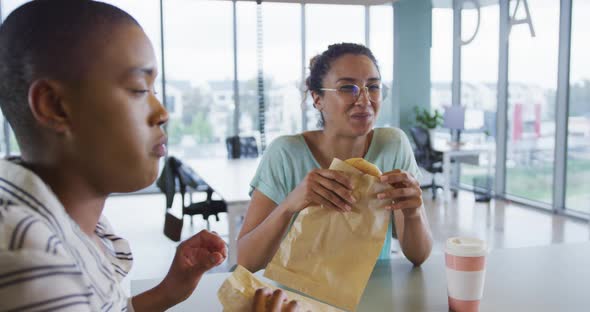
[217,265,342,312]
[263,158,393,311]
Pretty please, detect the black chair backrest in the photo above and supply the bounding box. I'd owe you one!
[156,156,207,208]
[156,157,176,209]
[410,127,431,154]
[409,126,434,167]
[226,136,259,159]
[170,157,201,190]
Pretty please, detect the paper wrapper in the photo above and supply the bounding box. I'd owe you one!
[263,158,393,311]
[217,265,341,312]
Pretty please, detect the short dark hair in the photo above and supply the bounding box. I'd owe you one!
[0,0,140,148]
[305,43,380,127]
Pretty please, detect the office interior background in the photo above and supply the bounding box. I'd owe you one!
[0,0,588,220]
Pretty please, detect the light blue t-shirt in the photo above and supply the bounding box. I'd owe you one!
[249,127,422,259]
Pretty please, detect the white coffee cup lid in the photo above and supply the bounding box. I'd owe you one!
[445,237,487,257]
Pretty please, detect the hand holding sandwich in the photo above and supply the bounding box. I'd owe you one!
[378,169,432,266]
[377,169,423,217]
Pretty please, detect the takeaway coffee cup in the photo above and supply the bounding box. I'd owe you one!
[445,237,487,312]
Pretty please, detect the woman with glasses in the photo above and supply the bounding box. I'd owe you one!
[238,43,432,272]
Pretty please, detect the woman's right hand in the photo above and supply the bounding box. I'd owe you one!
[253,288,299,312]
[283,168,356,214]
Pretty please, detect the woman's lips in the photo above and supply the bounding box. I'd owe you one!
[152,144,167,157]
[350,112,373,121]
[152,136,168,157]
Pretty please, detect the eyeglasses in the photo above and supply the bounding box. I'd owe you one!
[320,84,384,103]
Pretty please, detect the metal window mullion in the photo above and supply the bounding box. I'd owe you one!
[232,0,240,137]
[452,0,462,149]
[450,0,462,190]
[365,5,370,47]
[392,1,400,127]
[256,3,266,152]
[391,0,395,127]
[159,0,167,111]
[300,3,307,131]
[495,0,509,197]
[452,0,461,110]
[553,0,572,212]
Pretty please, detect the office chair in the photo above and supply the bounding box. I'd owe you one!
[156,156,227,241]
[410,127,444,199]
[226,136,259,159]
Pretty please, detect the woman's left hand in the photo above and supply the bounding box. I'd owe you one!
[377,169,423,217]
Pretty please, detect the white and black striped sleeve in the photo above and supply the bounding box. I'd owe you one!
[0,249,93,311]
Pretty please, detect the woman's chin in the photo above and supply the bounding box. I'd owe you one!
[113,168,158,193]
[349,123,374,136]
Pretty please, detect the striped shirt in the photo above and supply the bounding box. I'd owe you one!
[0,159,134,311]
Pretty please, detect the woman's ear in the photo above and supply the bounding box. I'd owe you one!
[27,79,71,134]
[311,91,323,112]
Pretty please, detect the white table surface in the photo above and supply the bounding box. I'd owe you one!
[132,242,590,311]
[186,158,259,266]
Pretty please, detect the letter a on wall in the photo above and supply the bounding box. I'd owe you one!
[510,0,535,37]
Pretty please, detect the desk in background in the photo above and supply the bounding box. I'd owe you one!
[186,158,259,266]
[432,141,495,204]
[132,242,590,311]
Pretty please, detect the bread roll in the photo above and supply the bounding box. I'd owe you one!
[344,158,382,177]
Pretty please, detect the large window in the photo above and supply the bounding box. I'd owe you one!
[0,1,395,160]
[506,0,559,206]
[430,1,587,217]
[430,8,453,114]
[236,2,303,150]
[459,3,499,187]
[236,1,258,146]
[162,0,234,160]
[101,1,161,54]
[305,4,365,130]
[101,0,165,175]
[238,2,301,149]
[261,3,303,143]
[1,0,29,16]
[566,0,590,213]
[1,0,30,156]
[370,4,394,128]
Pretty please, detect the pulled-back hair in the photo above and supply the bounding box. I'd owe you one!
[0,0,140,149]
[305,43,380,127]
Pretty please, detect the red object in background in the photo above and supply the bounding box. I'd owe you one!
[513,103,523,141]
[535,104,541,138]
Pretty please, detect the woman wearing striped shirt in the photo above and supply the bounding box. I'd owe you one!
[0,1,296,311]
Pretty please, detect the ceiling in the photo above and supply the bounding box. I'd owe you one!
[431,0,499,8]
[218,0,398,5]
[217,0,498,8]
